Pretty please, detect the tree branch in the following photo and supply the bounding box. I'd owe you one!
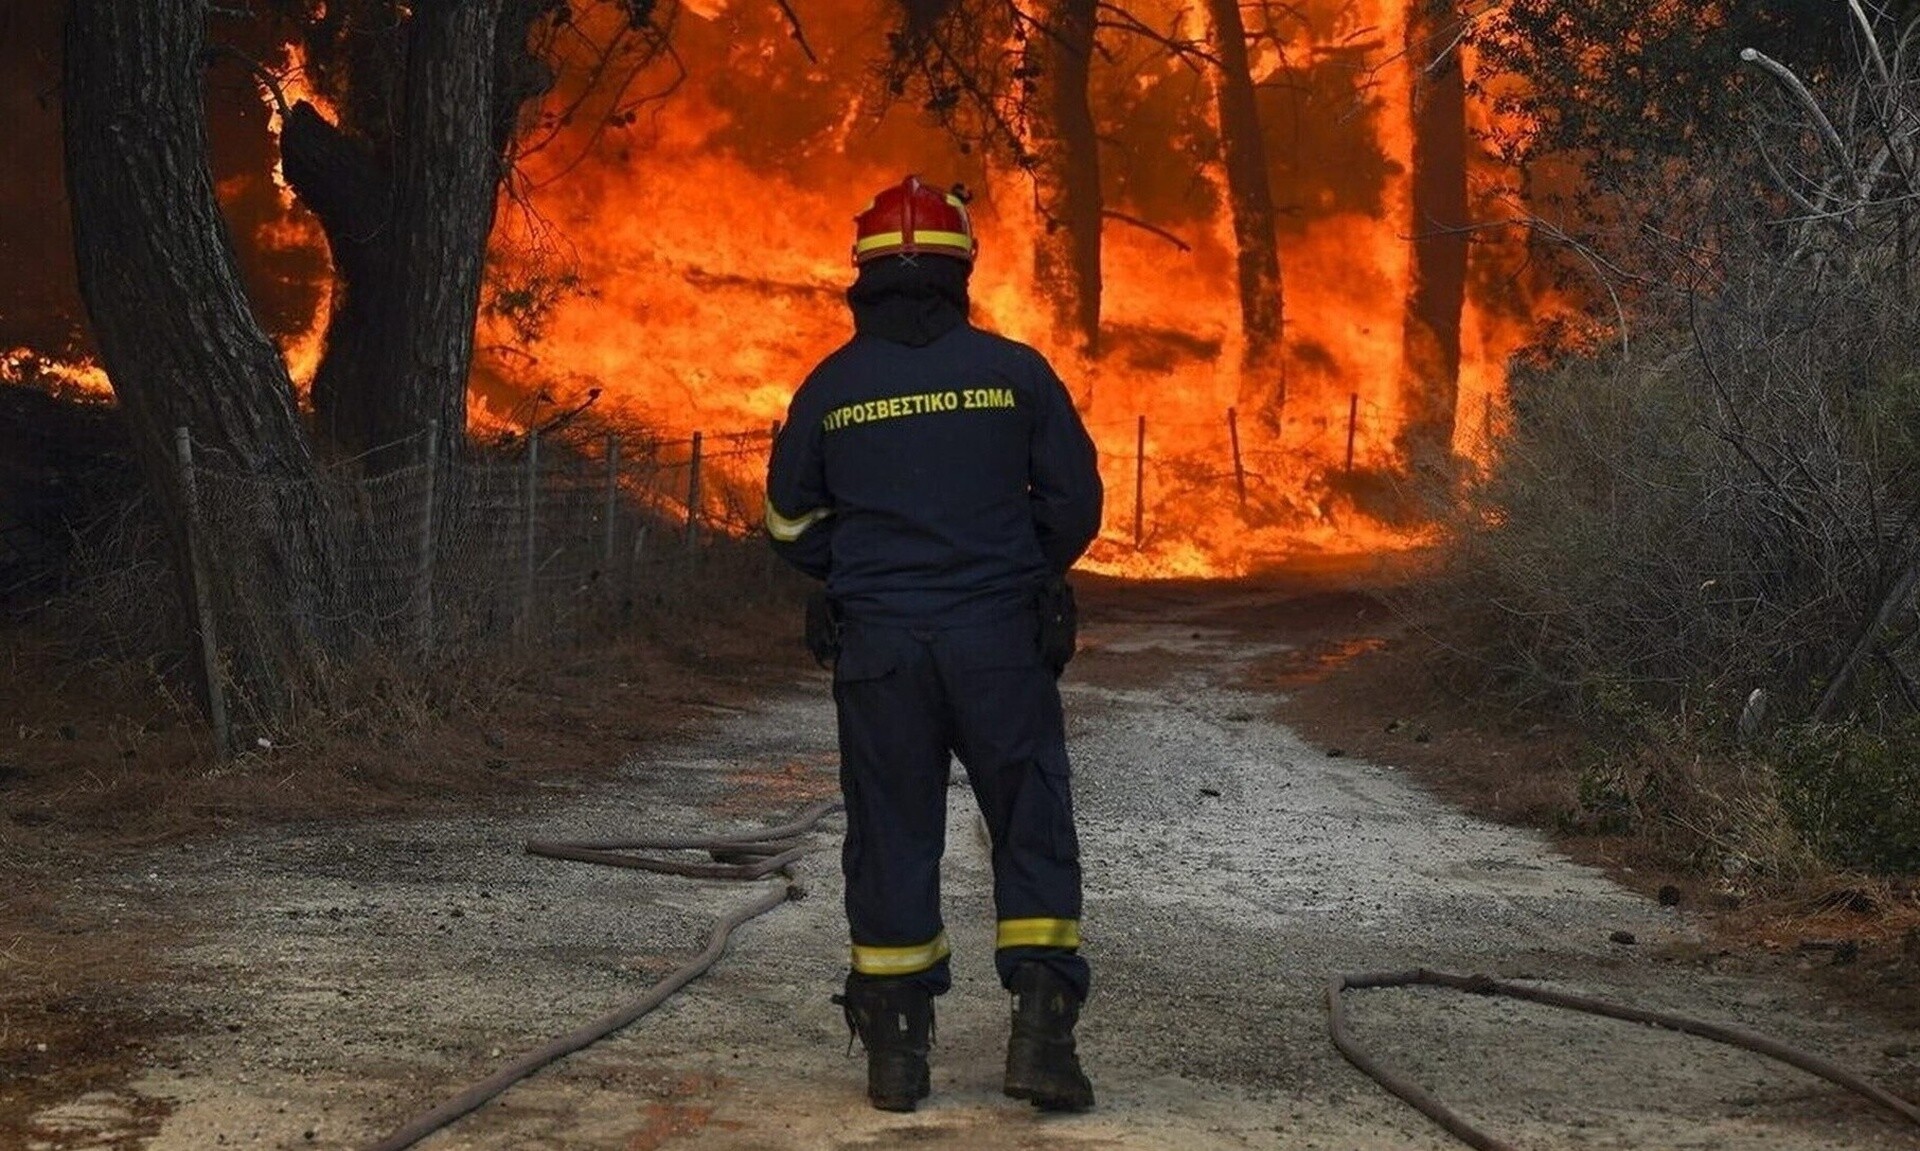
[207,42,291,116]
[1850,0,1893,88]
[1741,47,1868,206]
[1101,209,1190,251]
[771,0,818,63]
[1094,2,1217,68]
[1816,557,1920,722]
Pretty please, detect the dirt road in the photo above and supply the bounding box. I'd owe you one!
[24,580,1920,1150]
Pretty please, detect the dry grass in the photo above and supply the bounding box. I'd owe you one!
[1,557,812,852]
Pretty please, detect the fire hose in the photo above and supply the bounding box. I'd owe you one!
[1327,968,1920,1151]
[357,798,842,1151]
[348,793,1919,1150]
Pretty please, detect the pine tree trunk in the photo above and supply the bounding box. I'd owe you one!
[1400,0,1469,468]
[64,0,342,713]
[293,0,551,470]
[1025,0,1103,360]
[1203,0,1285,429]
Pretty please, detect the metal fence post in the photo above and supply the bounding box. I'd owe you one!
[522,429,539,630]
[685,431,703,550]
[1346,393,1359,475]
[173,426,231,756]
[1227,407,1247,512]
[602,432,620,580]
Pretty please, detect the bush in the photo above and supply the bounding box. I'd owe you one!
[1422,16,1920,875]
[1775,721,1920,873]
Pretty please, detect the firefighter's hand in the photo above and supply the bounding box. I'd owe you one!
[1038,575,1077,676]
[804,589,841,668]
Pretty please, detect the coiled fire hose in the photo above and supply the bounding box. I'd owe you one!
[358,798,842,1151]
[1328,968,1920,1151]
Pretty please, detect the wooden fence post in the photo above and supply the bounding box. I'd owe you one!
[602,432,620,579]
[173,426,231,756]
[414,420,438,655]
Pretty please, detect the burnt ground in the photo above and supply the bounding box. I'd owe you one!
[4,560,1919,1150]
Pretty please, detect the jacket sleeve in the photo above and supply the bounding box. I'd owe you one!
[765,391,835,580]
[1028,359,1103,573]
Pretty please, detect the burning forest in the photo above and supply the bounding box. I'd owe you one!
[6,0,1564,582]
[9,7,1920,1142]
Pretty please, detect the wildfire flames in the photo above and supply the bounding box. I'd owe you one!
[476,0,1557,576]
[1,347,112,401]
[8,0,1568,579]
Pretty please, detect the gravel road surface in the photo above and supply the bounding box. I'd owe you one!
[26,584,1920,1150]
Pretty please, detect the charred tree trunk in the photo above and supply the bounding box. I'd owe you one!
[64,0,342,713]
[286,99,389,462]
[1400,0,1470,469]
[290,0,552,470]
[1203,0,1285,429]
[1024,0,1103,361]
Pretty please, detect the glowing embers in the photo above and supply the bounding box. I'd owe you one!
[1,348,112,401]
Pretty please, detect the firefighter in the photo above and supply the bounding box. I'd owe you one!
[765,175,1104,1113]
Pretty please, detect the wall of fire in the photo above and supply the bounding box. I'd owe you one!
[1,0,1562,575]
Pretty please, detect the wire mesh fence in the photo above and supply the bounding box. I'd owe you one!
[176,399,1400,643]
[1079,395,1420,551]
[164,396,1410,737]
[176,421,785,739]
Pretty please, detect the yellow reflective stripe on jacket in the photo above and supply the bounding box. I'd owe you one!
[995,918,1081,950]
[850,931,951,976]
[764,498,831,543]
[854,229,974,256]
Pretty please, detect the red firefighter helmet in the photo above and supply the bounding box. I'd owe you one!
[852,175,977,266]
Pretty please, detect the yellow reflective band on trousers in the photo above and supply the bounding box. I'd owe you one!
[995,918,1081,950]
[850,931,952,977]
[764,497,830,543]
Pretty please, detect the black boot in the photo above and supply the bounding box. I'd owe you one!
[834,979,933,1112]
[1003,962,1095,1111]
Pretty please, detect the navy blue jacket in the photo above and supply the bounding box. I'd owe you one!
[766,323,1103,626]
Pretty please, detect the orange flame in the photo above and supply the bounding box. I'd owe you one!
[1,347,114,401]
[215,0,1557,578]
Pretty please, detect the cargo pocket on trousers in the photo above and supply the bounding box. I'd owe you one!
[1005,755,1078,865]
[1039,759,1080,863]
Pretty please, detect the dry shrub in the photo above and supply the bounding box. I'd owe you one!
[1560,715,1824,887]
[1423,25,1920,877]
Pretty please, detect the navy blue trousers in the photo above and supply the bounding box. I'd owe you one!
[833,611,1089,1002]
